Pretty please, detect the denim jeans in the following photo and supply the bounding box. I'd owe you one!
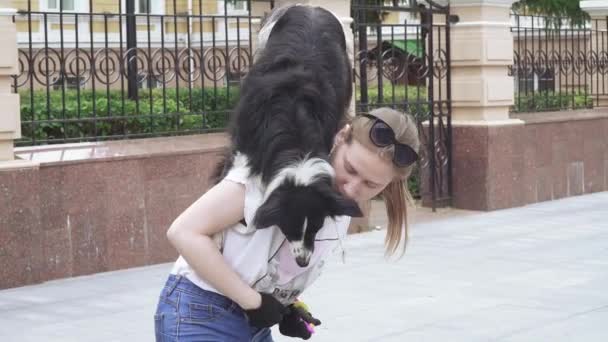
[154,274,274,342]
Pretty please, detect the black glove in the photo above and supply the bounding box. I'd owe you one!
[279,302,322,340]
[244,293,287,328]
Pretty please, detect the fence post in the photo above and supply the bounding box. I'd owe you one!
[0,8,21,163]
[443,0,531,210]
[126,0,138,100]
[448,0,517,121]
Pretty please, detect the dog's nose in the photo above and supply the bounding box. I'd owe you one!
[295,254,311,267]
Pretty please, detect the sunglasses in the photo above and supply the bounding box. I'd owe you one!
[360,114,419,167]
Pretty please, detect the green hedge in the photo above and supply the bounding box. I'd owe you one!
[408,170,420,199]
[512,91,593,112]
[22,85,435,143]
[360,87,595,115]
[356,84,431,120]
[19,87,239,143]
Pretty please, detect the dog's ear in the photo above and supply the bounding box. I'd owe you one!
[319,186,363,218]
[330,195,364,218]
[252,194,282,229]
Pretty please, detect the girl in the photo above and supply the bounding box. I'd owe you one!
[154,107,421,341]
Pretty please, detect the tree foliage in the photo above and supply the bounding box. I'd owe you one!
[511,0,589,26]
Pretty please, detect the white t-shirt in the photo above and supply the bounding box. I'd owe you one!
[170,159,351,305]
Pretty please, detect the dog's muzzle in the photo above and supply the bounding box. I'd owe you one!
[290,241,313,267]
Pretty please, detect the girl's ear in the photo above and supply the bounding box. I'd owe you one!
[334,124,351,146]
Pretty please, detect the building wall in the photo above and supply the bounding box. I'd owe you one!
[11,0,261,41]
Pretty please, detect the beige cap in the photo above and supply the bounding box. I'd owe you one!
[352,107,420,157]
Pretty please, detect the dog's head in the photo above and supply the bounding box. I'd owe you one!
[255,5,345,62]
[252,158,363,267]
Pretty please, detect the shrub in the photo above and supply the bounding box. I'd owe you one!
[512,91,593,112]
[356,84,431,120]
[19,87,239,144]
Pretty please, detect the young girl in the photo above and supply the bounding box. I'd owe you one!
[154,107,420,341]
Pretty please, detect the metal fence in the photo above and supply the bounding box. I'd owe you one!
[11,0,273,146]
[510,13,608,113]
[352,0,455,208]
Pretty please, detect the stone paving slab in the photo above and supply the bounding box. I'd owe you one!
[1,192,607,341]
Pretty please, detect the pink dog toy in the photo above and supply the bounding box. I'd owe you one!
[293,300,316,334]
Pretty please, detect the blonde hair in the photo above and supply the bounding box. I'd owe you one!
[346,108,420,257]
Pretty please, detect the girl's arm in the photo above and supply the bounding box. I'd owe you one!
[166,179,261,310]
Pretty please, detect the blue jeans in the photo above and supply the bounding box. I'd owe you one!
[154,274,274,342]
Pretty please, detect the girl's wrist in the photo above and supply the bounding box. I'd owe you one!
[239,290,262,310]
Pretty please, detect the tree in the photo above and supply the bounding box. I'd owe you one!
[512,0,589,26]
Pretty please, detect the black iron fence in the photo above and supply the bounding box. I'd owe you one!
[11,0,273,146]
[510,13,608,113]
[352,0,455,208]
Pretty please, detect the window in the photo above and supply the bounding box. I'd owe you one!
[52,75,85,90]
[225,1,248,13]
[517,69,535,93]
[48,0,75,11]
[514,68,555,93]
[383,0,411,5]
[137,75,160,89]
[225,70,245,87]
[121,0,162,15]
[138,0,150,14]
[538,69,555,92]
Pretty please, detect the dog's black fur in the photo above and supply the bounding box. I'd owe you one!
[214,5,362,267]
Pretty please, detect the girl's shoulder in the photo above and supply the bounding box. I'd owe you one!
[221,156,262,199]
[221,155,266,234]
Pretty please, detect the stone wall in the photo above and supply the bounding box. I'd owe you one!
[1,134,226,289]
[449,109,608,210]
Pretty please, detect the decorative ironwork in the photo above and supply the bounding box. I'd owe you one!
[11,0,273,146]
[352,0,453,210]
[510,13,608,112]
[150,48,176,84]
[31,48,62,85]
[94,48,122,85]
[203,47,228,81]
[65,48,93,84]
[16,46,253,88]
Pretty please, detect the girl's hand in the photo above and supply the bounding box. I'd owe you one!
[245,293,287,328]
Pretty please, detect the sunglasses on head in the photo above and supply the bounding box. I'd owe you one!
[360,113,419,168]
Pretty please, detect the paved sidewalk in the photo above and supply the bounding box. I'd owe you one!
[1,192,607,341]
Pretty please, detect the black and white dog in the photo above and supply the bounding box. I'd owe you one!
[215,5,362,267]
